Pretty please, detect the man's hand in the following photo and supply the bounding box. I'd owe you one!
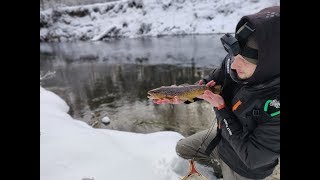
[199,79,215,87]
[153,96,184,104]
[196,80,225,109]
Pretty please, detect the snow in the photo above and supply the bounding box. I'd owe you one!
[40,1,280,178]
[40,86,218,180]
[40,0,280,42]
[101,116,111,124]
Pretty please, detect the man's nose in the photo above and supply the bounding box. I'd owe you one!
[231,56,241,69]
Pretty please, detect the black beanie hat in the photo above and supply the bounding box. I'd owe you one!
[234,6,280,85]
[236,24,258,64]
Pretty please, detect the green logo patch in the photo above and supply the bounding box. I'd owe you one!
[264,99,280,117]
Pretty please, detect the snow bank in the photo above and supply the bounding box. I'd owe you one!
[40,0,280,42]
[40,86,218,180]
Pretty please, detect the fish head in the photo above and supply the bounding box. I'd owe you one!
[147,88,166,100]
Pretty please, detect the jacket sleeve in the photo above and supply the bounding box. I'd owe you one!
[202,56,227,85]
[214,107,280,169]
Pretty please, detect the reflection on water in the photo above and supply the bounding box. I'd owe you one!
[40,35,225,136]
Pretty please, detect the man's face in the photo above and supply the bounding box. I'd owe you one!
[230,54,257,80]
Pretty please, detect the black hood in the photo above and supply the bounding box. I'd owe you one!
[235,6,280,85]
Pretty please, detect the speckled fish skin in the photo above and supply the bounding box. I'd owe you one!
[147,84,221,102]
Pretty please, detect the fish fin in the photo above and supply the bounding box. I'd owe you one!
[193,97,202,101]
[182,97,199,104]
[179,83,191,87]
[187,98,195,102]
[179,97,193,103]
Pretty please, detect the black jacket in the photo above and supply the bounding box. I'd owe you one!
[202,6,280,179]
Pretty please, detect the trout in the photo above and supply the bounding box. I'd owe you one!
[147,84,221,103]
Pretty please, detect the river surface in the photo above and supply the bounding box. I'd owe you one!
[40,35,226,136]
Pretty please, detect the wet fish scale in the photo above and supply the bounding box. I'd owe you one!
[161,86,208,96]
[147,84,221,102]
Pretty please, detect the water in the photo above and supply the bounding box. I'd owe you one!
[40,35,226,137]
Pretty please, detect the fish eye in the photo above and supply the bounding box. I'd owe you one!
[149,89,158,94]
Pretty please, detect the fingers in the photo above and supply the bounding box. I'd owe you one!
[201,94,216,105]
[153,97,183,104]
[204,90,215,96]
[198,79,216,87]
[204,90,225,106]
[203,90,222,101]
[196,90,219,106]
[153,99,171,104]
[196,93,211,101]
[206,80,216,87]
[196,90,214,98]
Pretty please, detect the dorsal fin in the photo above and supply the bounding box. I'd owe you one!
[179,83,191,87]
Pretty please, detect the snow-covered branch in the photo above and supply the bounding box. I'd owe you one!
[40,71,56,84]
[40,0,280,42]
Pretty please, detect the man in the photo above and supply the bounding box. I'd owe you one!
[154,6,280,180]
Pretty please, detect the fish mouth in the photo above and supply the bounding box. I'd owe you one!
[148,95,159,100]
[147,91,156,99]
[148,96,157,99]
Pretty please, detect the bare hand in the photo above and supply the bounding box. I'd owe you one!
[153,96,184,104]
[196,89,225,108]
[205,80,216,87]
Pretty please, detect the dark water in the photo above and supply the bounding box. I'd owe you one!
[40,35,226,136]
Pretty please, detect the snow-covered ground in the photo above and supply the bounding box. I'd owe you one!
[40,0,280,42]
[40,86,219,180]
[40,1,280,179]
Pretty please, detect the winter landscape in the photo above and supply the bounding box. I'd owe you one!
[40,0,280,179]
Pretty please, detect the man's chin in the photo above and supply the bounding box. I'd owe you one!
[238,75,251,80]
[237,75,245,80]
